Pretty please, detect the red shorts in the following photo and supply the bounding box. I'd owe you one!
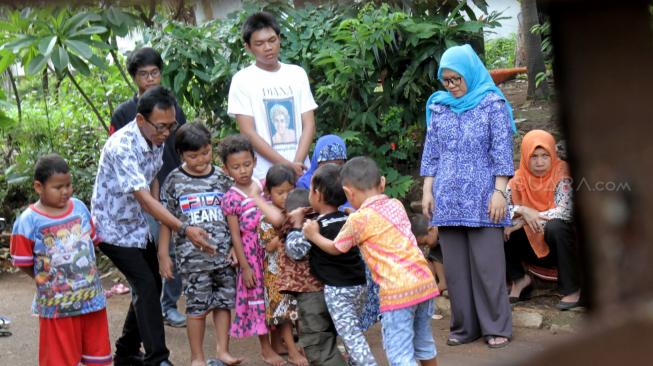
[39,308,112,366]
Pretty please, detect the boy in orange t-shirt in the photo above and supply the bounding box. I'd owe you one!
[303,156,439,366]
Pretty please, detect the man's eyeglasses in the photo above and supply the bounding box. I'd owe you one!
[136,69,161,79]
[144,117,178,134]
[440,76,462,87]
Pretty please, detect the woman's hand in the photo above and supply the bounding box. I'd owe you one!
[422,192,435,219]
[241,265,256,288]
[422,177,435,219]
[158,254,174,280]
[518,206,549,233]
[488,190,507,223]
[503,218,525,241]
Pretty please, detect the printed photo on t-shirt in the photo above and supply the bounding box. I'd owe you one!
[265,98,297,147]
[37,216,98,311]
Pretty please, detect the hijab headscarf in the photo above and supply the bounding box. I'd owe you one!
[509,130,571,258]
[425,44,516,133]
[296,135,347,189]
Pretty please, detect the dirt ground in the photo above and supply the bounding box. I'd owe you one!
[0,78,570,365]
[0,271,572,366]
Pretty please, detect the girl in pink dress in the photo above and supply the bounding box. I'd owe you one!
[219,135,286,366]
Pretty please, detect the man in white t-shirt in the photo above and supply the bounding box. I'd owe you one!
[228,11,317,180]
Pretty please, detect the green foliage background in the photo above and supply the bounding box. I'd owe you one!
[0,1,504,222]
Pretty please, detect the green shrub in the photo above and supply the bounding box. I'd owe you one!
[1,3,503,210]
[146,3,502,198]
[485,35,516,69]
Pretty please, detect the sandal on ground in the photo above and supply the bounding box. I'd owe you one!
[556,300,582,311]
[111,283,131,295]
[207,358,226,366]
[486,336,510,349]
[509,285,533,304]
[446,338,464,346]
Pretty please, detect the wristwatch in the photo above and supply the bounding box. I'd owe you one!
[178,222,189,237]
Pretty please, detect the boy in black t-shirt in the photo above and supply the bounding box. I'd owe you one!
[288,164,376,365]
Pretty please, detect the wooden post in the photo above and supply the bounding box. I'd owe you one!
[522,1,653,364]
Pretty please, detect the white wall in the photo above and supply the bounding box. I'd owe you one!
[195,0,243,24]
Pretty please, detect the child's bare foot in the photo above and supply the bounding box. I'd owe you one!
[261,349,287,366]
[271,340,288,355]
[190,360,207,366]
[216,351,244,366]
[287,351,308,366]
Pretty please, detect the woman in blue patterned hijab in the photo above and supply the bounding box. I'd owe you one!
[425,44,516,133]
[296,135,347,189]
[420,44,515,349]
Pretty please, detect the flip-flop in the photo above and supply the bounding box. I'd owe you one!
[207,358,226,366]
[111,283,131,295]
[0,317,11,337]
[487,336,510,349]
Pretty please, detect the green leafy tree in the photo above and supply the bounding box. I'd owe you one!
[0,7,139,131]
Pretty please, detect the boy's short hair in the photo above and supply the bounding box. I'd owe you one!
[285,189,309,212]
[265,164,295,191]
[242,11,280,44]
[34,153,69,183]
[136,85,176,121]
[217,134,255,164]
[175,122,211,154]
[409,214,430,237]
[126,47,163,78]
[340,156,381,190]
[311,163,346,207]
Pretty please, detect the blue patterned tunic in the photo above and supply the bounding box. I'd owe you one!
[420,92,514,227]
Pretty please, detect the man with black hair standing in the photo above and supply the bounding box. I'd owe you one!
[111,47,187,329]
[228,11,317,181]
[93,86,214,366]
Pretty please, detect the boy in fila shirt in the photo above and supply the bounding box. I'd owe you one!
[158,122,242,366]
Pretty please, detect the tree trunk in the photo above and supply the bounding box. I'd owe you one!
[515,12,528,68]
[521,0,550,100]
[6,69,21,122]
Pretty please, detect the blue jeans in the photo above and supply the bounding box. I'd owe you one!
[145,213,182,313]
[381,299,437,366]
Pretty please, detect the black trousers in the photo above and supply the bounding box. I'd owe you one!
[504,219,580,295]
[100,241,170,365]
